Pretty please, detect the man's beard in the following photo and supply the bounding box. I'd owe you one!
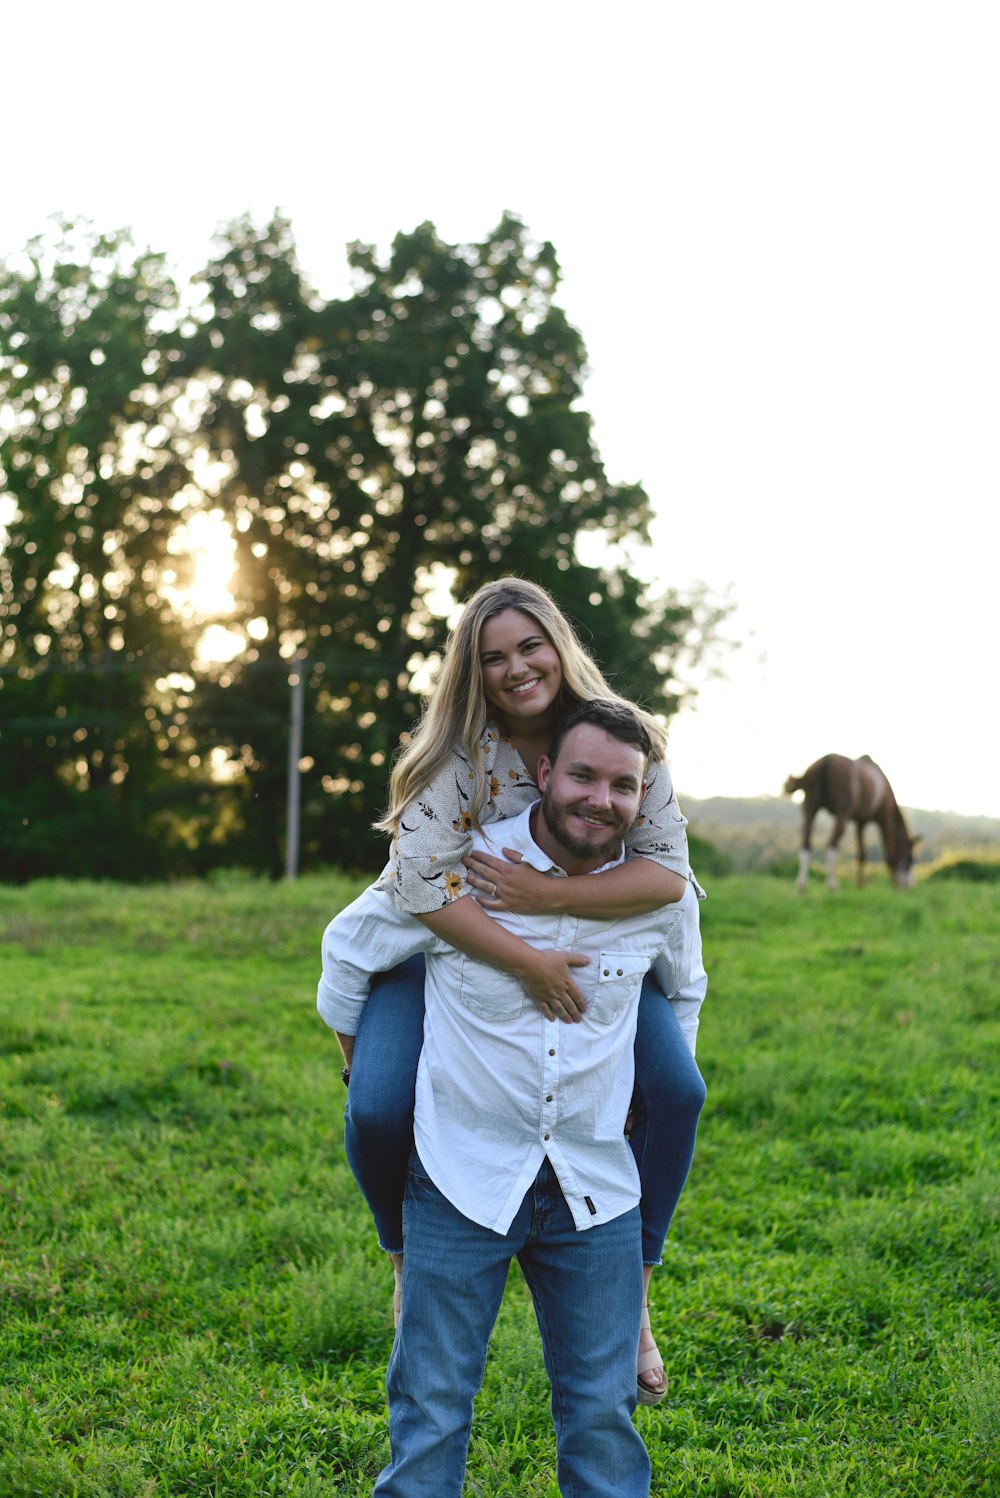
[540,787,633,865]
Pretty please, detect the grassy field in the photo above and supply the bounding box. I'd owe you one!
[1,872,997,1497]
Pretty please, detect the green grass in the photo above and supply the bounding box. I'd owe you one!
[1,873,997,1497]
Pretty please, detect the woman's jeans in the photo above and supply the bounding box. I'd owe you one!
[344,957,706,1262]
[373,1152,649,1498]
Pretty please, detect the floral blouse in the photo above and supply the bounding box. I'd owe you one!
[377,725,689,915]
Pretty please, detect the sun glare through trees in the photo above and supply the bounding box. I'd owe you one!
[0,213,725,880]
[163,508,245,664]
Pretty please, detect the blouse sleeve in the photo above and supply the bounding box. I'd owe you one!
[382,748,478,913]
[625,756,690,878]
[381,731,539,914]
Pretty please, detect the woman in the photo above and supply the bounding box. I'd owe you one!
[328,579,706,1405]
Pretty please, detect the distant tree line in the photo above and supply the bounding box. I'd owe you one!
[0,213,725,881]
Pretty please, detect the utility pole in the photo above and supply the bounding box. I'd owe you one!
[284,658,306,880]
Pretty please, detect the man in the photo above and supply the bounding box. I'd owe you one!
[319,700,707,1497]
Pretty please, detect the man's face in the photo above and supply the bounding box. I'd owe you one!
[537,723,647,869]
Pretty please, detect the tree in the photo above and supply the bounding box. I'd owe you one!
[0,223,200,876]
[179,212,715,873]
[1,212,725,880]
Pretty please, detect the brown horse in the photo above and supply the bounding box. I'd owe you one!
[783,753,918,891]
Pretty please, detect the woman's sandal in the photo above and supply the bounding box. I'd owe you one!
[636,1304,669,1406]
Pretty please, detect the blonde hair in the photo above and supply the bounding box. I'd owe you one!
[375,578,668,834]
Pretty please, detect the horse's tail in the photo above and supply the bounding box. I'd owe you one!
[783,773,804,796]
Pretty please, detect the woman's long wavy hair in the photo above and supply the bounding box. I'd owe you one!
[374,578,668,835]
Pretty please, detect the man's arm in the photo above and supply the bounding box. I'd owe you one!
[662,959,707,1057]
[317,886,436,1044]
[650,880,708,1056]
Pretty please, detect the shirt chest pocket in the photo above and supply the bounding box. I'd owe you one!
[589,952,649,1026]
[458,956,526,1023]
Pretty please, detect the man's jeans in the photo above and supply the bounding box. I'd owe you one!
[373,1153,650,1498]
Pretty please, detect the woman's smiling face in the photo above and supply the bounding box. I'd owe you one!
[478,609,564,730]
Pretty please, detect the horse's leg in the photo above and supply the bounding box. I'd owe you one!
[826,816,848,891]
[796,808,814,892]
[797,848,811,891]
[881,808,912,887]
[855,821,866,888]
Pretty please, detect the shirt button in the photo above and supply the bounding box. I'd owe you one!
[617,968,624,976]
[603,968,610,976]
[548,1048,555,1056]
[543,1133,550,1141]
[545,1094,553,1102]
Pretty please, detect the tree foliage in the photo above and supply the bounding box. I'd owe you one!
[0,224,202,876]
[0,213,724,880]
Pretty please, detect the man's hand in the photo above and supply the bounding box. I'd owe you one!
[336,1032,355,1069]
[464,848,557,913]
[517,948,591,1023]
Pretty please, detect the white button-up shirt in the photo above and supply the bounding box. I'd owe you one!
[318,802,707,1237]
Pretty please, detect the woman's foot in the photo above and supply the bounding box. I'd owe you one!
[636,1304,668,1406]
[390,1252,403,1327]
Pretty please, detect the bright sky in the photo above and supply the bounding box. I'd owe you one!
[4,2,998,816]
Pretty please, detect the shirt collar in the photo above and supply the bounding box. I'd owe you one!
[477,801,627,878]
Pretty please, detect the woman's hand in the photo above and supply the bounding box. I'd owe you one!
[517,947,591,1022]
[464,848,558,914]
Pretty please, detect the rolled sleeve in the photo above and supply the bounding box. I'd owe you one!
[389,831,476,915]
[316,886,436,1035]
[650,877,707,1056]
[665,963,707,1057]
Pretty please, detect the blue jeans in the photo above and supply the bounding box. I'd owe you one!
[345,959,706,1261]
[373,1153,649,1498]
